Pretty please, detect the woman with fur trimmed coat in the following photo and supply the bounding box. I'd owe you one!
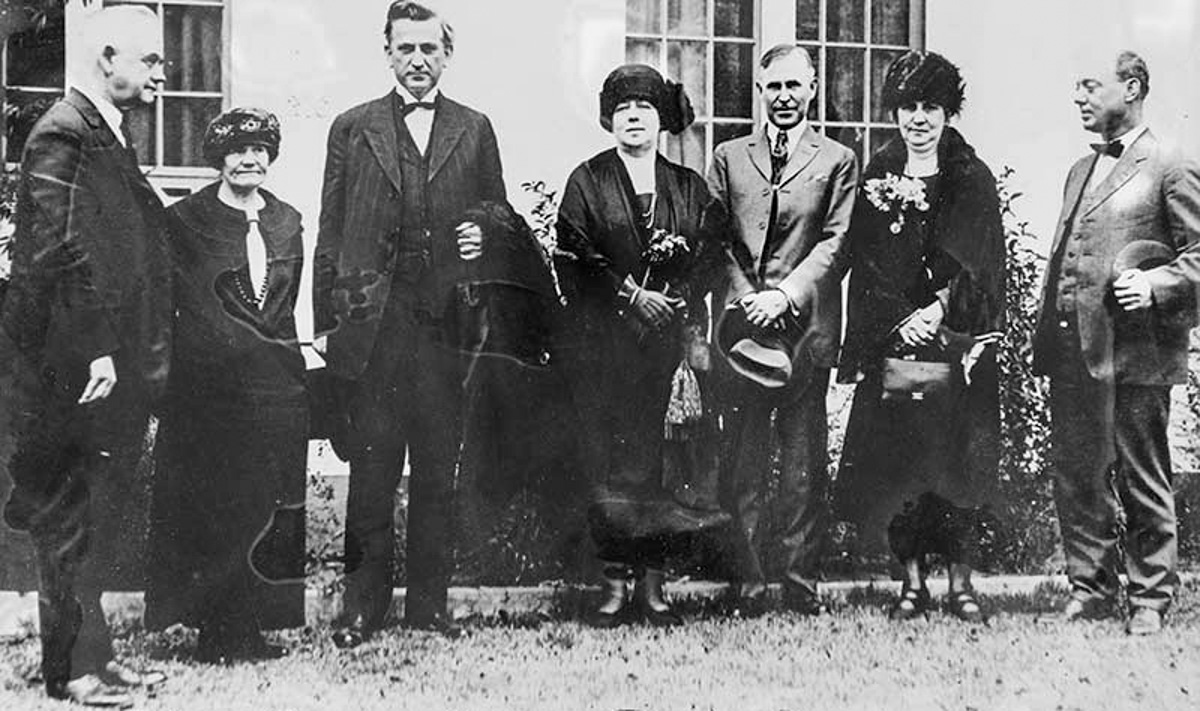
[835,52,1006,623]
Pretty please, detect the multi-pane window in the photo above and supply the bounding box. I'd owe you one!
[625,0,757,174]
[797,0,920,164]
[1,0,226,172]
[2,12,66,163]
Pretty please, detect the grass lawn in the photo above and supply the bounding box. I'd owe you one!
[2,581,1199,711]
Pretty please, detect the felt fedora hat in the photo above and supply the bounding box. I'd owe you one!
[716,303,811,389]
[1112,240,1175,276]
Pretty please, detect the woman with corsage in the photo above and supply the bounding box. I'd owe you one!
[146,108,307,661]
[555,64,730,627]
[835,52,1005,623]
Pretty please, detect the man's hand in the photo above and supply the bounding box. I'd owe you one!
[456,221,484,261]
[897,300,944,348]
[740,289,791,328]
[79,355,117,404]
[1113,268,1154,311]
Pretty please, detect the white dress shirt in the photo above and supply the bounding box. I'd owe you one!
[394,85,440,155]
[1088,124,1147,191]
[765,119,808,160]
[75,85,127,147]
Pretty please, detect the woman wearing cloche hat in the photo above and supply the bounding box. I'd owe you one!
[554,64,731,628]
[145,107,308,662]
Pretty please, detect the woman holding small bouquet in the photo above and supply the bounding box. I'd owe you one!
[555,64,730,627]
[835,51,1005,623]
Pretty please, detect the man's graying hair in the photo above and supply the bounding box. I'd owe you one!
[759,43,814,73]
[384,1,455,52]
[1116,50,1149,100]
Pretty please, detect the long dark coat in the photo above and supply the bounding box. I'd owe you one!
[145,184,307,631]
[835,127,1005,534]
[555,149,729,545]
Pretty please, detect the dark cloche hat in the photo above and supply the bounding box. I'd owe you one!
[599,63,695,135]
[881,51,965,117]
[202,107,282,168]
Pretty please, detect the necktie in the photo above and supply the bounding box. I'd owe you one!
[771,129,789,184]
[401,100,436,117]
[119,119,139,160]
[1090,139,1124,158]
[245,211,268,306]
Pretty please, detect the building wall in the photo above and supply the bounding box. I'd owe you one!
[927,0,1200,249]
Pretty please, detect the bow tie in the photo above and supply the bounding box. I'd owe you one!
[1091,139,1124,158]
[400,100,436,117]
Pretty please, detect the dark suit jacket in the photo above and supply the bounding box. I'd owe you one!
[1033,129,1200,385]
[313,92,506,379]
[1,88,170,401]
[707,125,858,372]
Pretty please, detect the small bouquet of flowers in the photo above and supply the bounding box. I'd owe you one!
[863,173,930,234]
[641,228,691,289]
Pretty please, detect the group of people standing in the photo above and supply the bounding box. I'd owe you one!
[2,1,1198,707]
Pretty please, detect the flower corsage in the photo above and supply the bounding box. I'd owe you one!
[863,173,930,234]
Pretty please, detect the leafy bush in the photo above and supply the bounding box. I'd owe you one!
[992,166,1059,573]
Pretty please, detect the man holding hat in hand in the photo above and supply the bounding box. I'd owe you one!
[1033,50,1200,635]
[706,43,857,615]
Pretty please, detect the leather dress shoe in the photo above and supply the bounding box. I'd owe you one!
[1126,607,1163,636]
[1058,596,1118,622]
[51,674,134,708]
[641,603,682,627]
[331,620,374,649]
[99,661,167,688]
[781,588,826,617]
[588,603,635,629]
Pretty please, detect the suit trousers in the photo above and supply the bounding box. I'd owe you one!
[1047,323,1177,611]
[6,361,150,692]
[340,287,462,629]
[720,368,830,598]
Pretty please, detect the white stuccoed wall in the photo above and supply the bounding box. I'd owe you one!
[227,0,627,339]
[927,0,1200,250]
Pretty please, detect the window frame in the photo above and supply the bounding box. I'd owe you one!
[1,0,229,188]
[800,0,926,163]
[625,0,760,174]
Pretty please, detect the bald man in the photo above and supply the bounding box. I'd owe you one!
[2,6,170,705]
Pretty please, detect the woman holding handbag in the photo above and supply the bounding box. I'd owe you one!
[835,52,1005,623]
[555,64,730,628]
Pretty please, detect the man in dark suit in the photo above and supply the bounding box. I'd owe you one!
[1,5,170,705]
[1033,50,1200,635]
[706,44,857,614]
[314,0,506,646]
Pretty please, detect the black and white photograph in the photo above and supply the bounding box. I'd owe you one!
[0,0,1199,709]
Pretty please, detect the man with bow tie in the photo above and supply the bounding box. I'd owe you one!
[1033,50,1200,635]
[705,44,857,616]
[313,0,506,645]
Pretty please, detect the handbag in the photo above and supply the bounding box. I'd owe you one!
[880,356,956,400]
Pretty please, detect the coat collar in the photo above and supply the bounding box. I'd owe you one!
[65,88,121,148]
[746,123,822,186]
[1081,127,1155,216]
[361,92,467,192]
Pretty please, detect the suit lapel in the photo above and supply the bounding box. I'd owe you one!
[427,95,466,183]
[1082,130,1153,216]
[361,94,404,195]
[66,90,160,213]
[1046,155,1095,259]
[745,131,772,184]
[777,125,821,187]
